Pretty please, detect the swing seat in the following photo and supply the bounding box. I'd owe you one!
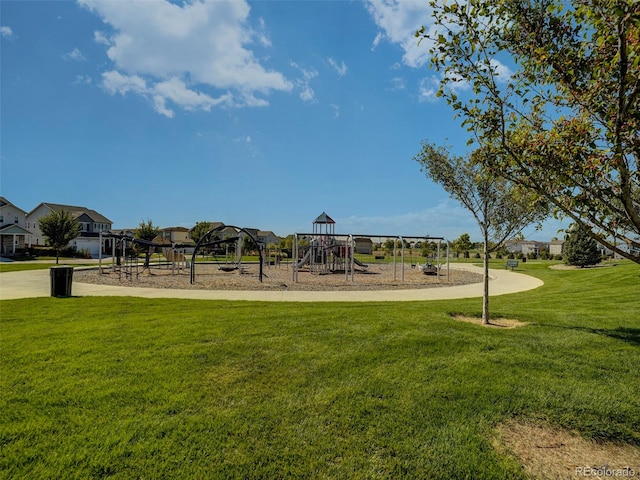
[418,263,438,275]
[218,266,238,272]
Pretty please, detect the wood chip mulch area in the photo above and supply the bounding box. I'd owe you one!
[74,263,484,292]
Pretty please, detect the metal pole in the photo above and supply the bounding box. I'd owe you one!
[400,236,406,282]
[111,235,116,272]
[293,233,298,283]
[436,240,441,281]
[350,235,355,282]
[446,239,450,282]
[393,237,397,281]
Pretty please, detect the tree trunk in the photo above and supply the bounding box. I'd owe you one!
[482,230,490,325]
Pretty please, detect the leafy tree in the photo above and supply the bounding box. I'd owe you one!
[415,142,547,324]
[383,239,396,253]
[135,219,160,268]
[453,233,474,258]
[190,221,213,245]
[417,0,639,263]
[278,235,294,254]
[564,225,602,267]
[38,209,82,264]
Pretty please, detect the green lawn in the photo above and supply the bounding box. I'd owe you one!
[1,262,638,479]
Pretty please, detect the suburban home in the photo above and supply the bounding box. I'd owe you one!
[26,202,113,258]
[160,226,194,245]
[257,230,280,247]
[505,239,544,257]
[0,197,32,255]
[354,237,374,255]
[548,240,565,256]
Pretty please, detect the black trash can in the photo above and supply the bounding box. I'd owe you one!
[50,266,74,297]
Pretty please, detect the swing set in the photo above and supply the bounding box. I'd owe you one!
[190,225,264,284]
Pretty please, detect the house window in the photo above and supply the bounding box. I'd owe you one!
[0,215,3,222]
[14,217,18,223]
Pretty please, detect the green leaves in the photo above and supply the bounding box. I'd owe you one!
[38,210,82,264]
[421,0,640,263]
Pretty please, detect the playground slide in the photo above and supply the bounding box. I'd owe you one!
[295,250,312,269]
[352,257,368,269]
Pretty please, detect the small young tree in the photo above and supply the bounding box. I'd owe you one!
[38,209,82,264]
[135,219,161,268]
[564,225,602,268]
[415,142,547,324]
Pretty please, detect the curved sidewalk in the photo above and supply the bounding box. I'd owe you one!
[0,265,543,302]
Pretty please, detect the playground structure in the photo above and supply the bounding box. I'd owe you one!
[98,231,192,280]
[95,214,450,289]
[292,212,450,284]
[190,224,263,284]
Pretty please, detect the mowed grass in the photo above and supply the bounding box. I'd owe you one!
[1,262,638,479]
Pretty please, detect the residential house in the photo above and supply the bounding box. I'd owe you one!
[548,240,564,256]
[0,197,31,255]
[26,202,113,258]
[160,226,194,245]
[257,230,280,247]
[505,240,543,257]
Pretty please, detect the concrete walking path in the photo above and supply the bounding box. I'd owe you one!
[0,264,543,302]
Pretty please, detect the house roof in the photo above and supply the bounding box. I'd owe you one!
[0,197,27,215]
[0,224,32,235]
[162,226,190,232]
[29,202,112,224]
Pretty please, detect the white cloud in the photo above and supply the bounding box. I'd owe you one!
[78,0,292,116]
[418,76,439,102]
[329,103,340,118]
[489,58,513,81]
[0,26,13,38]
[63,47,86,61]
[290,62,318,103]
[300,86,316,103]
[153,77,231,112]
[389,77,406,91]
[328,58,348,77]
[364,0,433,68]
[73,75,93,85]
[102,70,147,96]
[93,30,110,46]
[419,70,472,102]
[101,71,231,117]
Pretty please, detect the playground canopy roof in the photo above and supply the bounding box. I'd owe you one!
[313,212,335,224]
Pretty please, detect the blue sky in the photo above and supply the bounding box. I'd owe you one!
[1,0,565,241]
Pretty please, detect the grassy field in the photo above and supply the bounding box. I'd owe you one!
[1,261,638,479]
